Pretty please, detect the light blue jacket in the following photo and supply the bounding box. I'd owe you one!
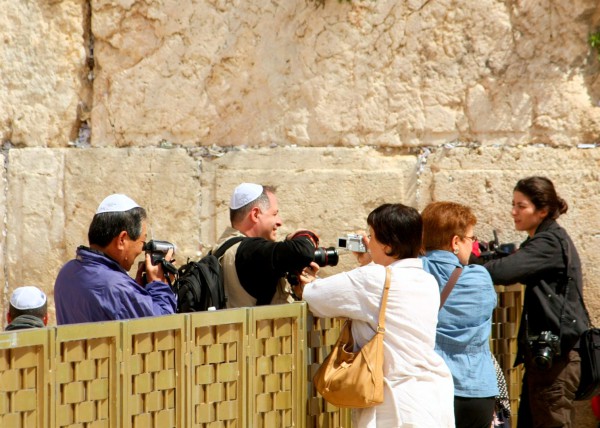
[421,250,499,398]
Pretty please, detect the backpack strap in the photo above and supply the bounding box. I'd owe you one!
[211,236,246,258]
[207,236,246,308]
[439,267,463,309]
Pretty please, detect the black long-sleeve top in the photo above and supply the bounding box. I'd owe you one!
[484,218,588,364]
[235,236,315,305]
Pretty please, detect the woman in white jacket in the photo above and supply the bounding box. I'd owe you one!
[300,203,454,428]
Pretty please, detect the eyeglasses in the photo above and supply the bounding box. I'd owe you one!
[463,235,478,242]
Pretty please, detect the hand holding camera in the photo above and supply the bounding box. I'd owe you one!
[338,234,367,253]
[471,230,517,263]
[286,230,338,290]
[339,232,372,266]
[138,239,178,285]
[287,247,338,287]
[289,261,320,300]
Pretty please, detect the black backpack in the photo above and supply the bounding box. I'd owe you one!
[175,237,245,313]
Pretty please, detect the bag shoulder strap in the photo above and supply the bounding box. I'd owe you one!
[211,236,246,259]
[439,267,463,310]
[375,267,392,333]
[559,236,593,329]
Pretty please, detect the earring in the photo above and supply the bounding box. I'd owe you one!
[453,248,459,255]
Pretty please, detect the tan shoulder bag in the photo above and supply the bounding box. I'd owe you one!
[313,267,391,408]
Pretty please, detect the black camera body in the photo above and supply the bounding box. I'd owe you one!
[528,330,561,369]
[287,247,339,287]
[144,240,175,265]
[141,240,178,285]
[478,230,517,262]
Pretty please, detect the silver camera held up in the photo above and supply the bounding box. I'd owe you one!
[338,234,367,253]
[143,240,176,265]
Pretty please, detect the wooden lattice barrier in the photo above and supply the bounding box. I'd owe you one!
[54,322,120,428]
[0,287,524,428]
[307,315,352,428]
[0,328,49,428]
[491,284,525,426]
[189,309,247,428]
[122,316,185,428]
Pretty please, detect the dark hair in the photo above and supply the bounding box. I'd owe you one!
[367,203,422,259]
[88,207,147,247]
[421,201,477,251]
[9,301,47,321]
[514,176,568,220]
[230,185,277,225]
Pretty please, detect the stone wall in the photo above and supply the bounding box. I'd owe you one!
[2,0,600,424]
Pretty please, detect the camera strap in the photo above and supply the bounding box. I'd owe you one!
[289,230,319,247]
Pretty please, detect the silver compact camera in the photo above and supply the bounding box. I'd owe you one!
[338,234,367,253]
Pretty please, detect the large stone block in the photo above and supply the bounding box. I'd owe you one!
[200,146,417,273]
[6,148,65,324]
[0,0,89,147]
[5,148,199,324]
[89,0,600,148]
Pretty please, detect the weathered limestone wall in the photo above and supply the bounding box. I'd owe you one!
[2,0,600,424]
[88,0,600,148]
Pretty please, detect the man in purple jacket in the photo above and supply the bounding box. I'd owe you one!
[54,194,177,324]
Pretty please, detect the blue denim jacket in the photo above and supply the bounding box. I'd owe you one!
[421,250,499,397]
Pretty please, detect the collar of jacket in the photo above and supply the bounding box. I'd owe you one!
[5,314,46,331]
[423,249,461,267]
[522,217,558,246]
[76,245,129,274]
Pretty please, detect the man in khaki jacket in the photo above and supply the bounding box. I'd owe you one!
[213,183,318,308]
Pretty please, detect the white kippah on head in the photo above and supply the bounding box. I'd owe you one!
[96,194,140,214]
[10,286,47,310]
[230,183,264,210]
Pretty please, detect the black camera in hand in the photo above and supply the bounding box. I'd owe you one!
[477,230,517,262]
[144,240,175,265]
[142,240,178,283]
[528,330,561,370]
[287,247,339,286]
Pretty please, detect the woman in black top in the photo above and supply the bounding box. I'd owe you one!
[484,177,588,428]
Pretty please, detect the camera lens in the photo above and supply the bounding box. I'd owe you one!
[533,347,554,370]
[313,247,339,267]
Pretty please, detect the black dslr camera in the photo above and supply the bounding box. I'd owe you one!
[287,246,339,286]
[528,330,561,370]
[477,230,517,262]
[285,230,339,286]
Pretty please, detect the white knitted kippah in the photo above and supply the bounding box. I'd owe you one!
[96,194,140,214]
[10,286,47,310]
[230,183,263,210]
